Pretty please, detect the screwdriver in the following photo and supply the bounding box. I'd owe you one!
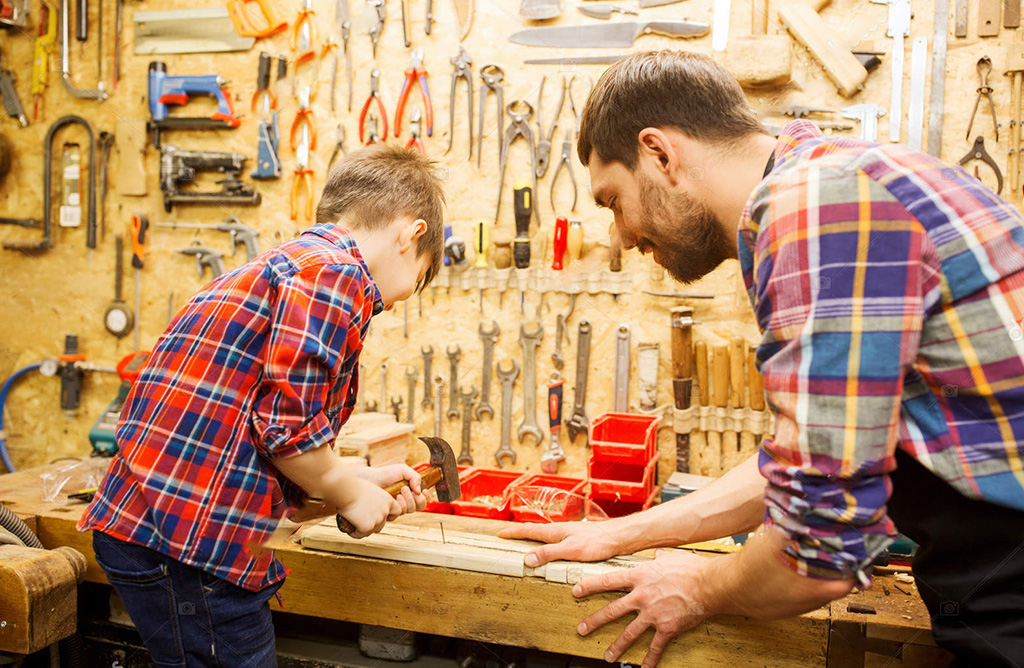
[566,220,582,266]
[474,220,489,312]
[552,216,567,270]
[129,213,149,350]
[513,179,532,313]
[608,220,621,303]
[436,221,451,303]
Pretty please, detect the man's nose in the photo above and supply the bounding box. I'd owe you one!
[617,222,638,251]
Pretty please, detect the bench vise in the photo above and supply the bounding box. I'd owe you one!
[148,61,241,148]
[159,144,261,212]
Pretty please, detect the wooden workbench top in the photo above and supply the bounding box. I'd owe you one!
[0,464,943,667]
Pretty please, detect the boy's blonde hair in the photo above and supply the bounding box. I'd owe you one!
[317,144,446,290]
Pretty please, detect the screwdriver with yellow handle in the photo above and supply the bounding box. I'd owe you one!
[566,219,582,266]
[513,179,533,313]
[474,220,488,312]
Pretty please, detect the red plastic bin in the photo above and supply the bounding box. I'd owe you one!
[507,473,587,523]
[587,486,658,518]
[587,452,659,504]
[589,412,662,466]
[449,468,526,520]
[413,462,473,514]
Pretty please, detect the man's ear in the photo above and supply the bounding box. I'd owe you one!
[399,218,428,252]
[637,128,679,185]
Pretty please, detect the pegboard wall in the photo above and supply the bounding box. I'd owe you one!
[0,0,1020,487]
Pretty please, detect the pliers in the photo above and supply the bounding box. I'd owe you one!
[549,129,577,212]
[291,0,317,53]
[535,75,567,178]
[445,46,473,160]
[365,112,381,145]
[360,69,388,144]
[477,64,504,168]
[406,107,425,154]
[290,87,317,152]
[367,0,385,57]
[291,127,314,222]
[495,99,538,225]
[328,124,346,171]
[395,48,433,138]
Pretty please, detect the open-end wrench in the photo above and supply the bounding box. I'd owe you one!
[421,345,434,409]
[495,358,519,466]
[458,384,478,465]
[379,362,389,414]
[565,319,591,443]
[390,395,403,421]
[446,345,462,420]
[541,371,566,473]
[475,320,499,420]
[518,321,545,446]
[552,293,576,369]
[432,375,444,437]
[613,324,630,412]
[404,365,417,423]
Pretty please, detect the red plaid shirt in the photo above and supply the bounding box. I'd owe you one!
[79,224,382,591]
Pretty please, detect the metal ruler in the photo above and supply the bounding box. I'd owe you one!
[956,0,968,37]
[908,36,928,151]
[871,0,911,143]
[928,0,948,156]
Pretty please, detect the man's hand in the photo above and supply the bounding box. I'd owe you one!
[497,521,628,567]
[574,549,712,668]
[355,464,427,518]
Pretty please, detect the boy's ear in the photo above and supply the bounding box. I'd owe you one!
[399,217,428,252]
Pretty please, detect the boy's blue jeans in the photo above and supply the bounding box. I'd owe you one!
[93,531,281,668]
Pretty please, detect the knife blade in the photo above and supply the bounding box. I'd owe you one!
[578,3,638,19]
[637,0,687,6]
[508,20,709,47]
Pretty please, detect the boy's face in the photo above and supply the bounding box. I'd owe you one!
[375,217,431,310]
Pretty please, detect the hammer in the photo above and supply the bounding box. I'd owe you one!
[289,437,462,534]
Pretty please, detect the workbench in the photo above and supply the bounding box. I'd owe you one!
[0,464,952,667]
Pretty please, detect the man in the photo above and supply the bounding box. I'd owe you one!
[500,51,1024,667]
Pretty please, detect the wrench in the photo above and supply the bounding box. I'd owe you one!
[565,319,591,443]
[541,371,565,473]
[432,375,444,437]
[475,320,500,420]
[379,362,389,414]
[421,345,434,409]
[613,324,630,412]
[404,365,417,423]
[446,345,462,420]
[518,321,545,446]
[551,293,575,369]
[390,395,403,421]
[458,384,478,465]
[495,358,519,466]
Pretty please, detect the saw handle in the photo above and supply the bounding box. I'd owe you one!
[335,466,442,534]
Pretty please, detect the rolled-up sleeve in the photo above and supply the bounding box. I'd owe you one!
[746,164,930,587]
[250,263,364,459]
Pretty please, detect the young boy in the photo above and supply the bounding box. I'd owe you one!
[78,144,446,667]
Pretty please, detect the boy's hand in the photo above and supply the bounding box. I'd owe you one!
[355,464,428,518]
[336,477,404,538]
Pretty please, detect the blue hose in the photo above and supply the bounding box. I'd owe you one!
[0,363,40,473]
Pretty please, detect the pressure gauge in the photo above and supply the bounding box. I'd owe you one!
[104,302,134,338]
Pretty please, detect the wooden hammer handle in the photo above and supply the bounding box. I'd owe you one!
[336,466,442,534]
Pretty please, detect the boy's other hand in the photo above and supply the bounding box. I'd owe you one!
[355,464,428,519]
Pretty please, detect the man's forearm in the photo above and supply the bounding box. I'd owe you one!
[701,525,855,620]
[615,453,767,554]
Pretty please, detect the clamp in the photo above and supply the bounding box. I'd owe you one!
[406,107,425,154]
[967,56,999,141]
[395,47,433,138]
[477,64,504,168]
[495,99,538,225]
[959,135,1003,195]
[535,75,567,178]
[549,129,577,212]
[359,69,388,144]
[445,46,473,160]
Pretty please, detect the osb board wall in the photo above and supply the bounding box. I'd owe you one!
[0,0,1018,485]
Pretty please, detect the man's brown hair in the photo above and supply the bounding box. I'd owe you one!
[317,143,446,290]
[577,50,766,169]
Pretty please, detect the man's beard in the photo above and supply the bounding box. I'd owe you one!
[638,172,734,284]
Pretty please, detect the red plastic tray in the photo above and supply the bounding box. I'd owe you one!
[587,452,659,504]
[507,473,587,523]
[589,412,662,466]
[587,486,658,518]
[449,468,526,520]
[413,462,473,514]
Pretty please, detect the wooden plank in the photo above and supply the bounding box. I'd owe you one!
[979,0,1001,35]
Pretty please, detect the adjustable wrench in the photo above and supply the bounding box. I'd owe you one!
[404,365,417,423]
[475,320,499,420]
[518,322,545,446]
[379,362,389,414]
[541,371,565,473]
[446,345,462,419]
[421,345,434,409]
[565,319,591,443]
[432,375,444,437]
[458,384,478,465]
[613,325,630,412]
[495,358,519,466]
